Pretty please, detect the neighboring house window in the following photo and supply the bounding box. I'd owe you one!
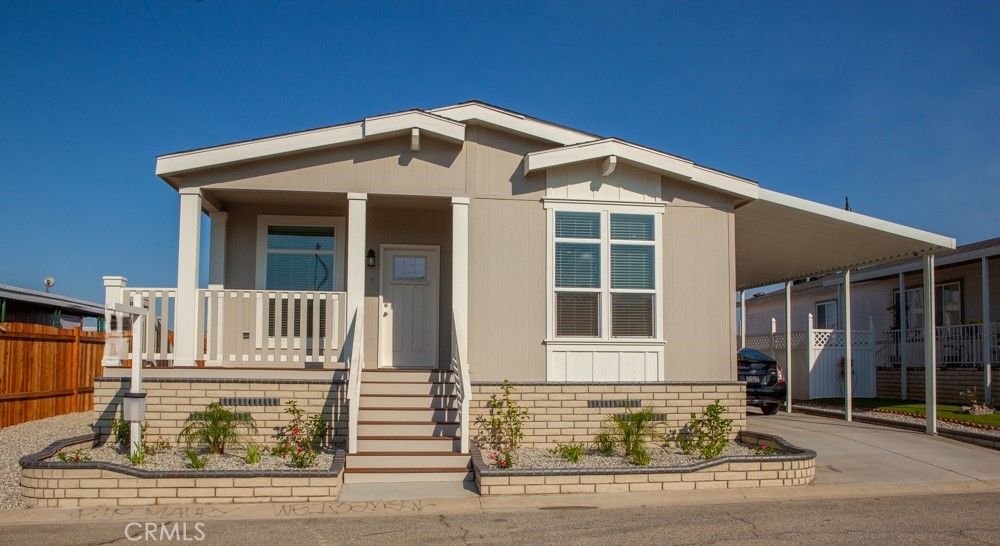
[893,281,962,329]
[552,209,658,339]
[815,300,838,329]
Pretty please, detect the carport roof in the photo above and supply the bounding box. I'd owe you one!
[735,189,955,290]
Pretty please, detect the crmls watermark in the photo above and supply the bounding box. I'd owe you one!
[124,522,206,542]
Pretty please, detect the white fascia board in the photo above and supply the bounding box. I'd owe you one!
[431,103,596,145]
[362,110,466,144]
[525,139,760,200]
[156,123,364,177]
[762,188,957,251]
[822,244,999,286]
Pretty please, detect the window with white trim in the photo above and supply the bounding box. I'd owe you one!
[552,209,657,339]
[893,281,962,329]
[815,300,838,329]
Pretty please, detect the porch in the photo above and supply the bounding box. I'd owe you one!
[875,323,1000,369]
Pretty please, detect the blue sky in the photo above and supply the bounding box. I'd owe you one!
[1,1,997,303]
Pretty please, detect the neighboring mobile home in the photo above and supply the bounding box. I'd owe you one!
[0,284,104,330]
[95,101,954,483]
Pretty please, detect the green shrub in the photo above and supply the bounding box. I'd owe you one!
[677,400,733,460]
[185,449,207,469]
[482,380,530,457]
[593,407,665,466]
[178,402,258,455]
[243,443,262,464]
[550,442,585,463]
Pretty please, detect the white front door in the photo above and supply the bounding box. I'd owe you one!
[379,245,440,368]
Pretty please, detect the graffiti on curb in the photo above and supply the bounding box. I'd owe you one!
[273,500,436,516]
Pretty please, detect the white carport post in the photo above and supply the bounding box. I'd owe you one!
[784,281,793,413]
[983,257,992,405]
[898,272,907,400]
[924,254,937,435]
[739,290,746,348]
[844,269,853,422]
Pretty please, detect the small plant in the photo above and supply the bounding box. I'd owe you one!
[481,380,530,467]
[243,443,262,465]
[550,442,585,463]
[272,400,327,468]
[111,407,147,451]
[145,438,171,455]
[592,407,666,466]
[178,402,258,455]
[678,400,733,461]
[488,448,517,469]
[56,448,91,462]
[754,444,776,456]
[128,443,147,466]
[185,449,207,469]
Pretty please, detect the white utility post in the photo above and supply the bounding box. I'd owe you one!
[983,257,992,404]
[739,290,746,348]
[924,254,937,435]
[844,269,853,422]
[770,318,777,356]
[898,272,907,400]
[784,281,793,413]
[112,295,148,457]
[174,188,203,367]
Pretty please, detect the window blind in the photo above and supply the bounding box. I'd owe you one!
[555,243,601,288]
[557,292,600,337]
[610,245,654,289]
[610,214,654,241]
[555,211,600,239]
[266,254,334,291]
[611,293,653,337]
[267,226,336,251]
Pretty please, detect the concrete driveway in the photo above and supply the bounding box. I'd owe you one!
[749,411,1000,486]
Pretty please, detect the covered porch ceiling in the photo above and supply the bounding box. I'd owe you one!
[735,189,955,290]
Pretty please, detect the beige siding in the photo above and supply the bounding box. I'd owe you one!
[662,196,737,381]
[468,198,547,381]
[546,161,661,202]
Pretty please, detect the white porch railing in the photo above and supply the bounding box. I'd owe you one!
[112,286,347,366]
[451,309,471,453]
[345,309,364,454]
[876,323,1000,368]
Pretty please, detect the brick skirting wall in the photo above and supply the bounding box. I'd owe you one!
[20,435,345,508]
[94,376,348,448]
[473,431,816,495]
[876,367,999,404]
[470,381,747,448]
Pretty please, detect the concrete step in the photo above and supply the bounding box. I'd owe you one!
[343,469,473,484]
[347,452,471,470]
[358,408,460,422]
[356,436,461,452]
[363,370,454,383]
[357,421,460,437]
[359,394,458,409]
[361,382,458,396]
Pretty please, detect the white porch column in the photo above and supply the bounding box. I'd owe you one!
[784,281,793,414]
[102,276,127,367]
[452,198,470,353]
[924,254,937,435]
[208,211,228,287]
[346,193,367,344]
[983,257,992,404]
[899,272,907,400]
[174,189,203,367]
[844,269,853,421]
[739,290,746,348]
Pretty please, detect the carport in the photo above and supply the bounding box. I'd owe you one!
[734,189,955,434]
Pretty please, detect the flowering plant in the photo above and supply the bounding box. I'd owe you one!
[489,448,517,469]
[754,443,776,456]
[272,400,327,468]
[482,380,529,468]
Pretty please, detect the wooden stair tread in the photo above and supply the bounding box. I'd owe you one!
[351,451,471,456]
[364,369,451,373]
[360,393,457,398]
[356,435,460,440]
[345,467,471,473]
[358,420,459,425]
[359,407,458,410]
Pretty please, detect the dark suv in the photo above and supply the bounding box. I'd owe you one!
[737,348,786,415]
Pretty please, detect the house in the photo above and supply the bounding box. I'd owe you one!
[743,237,998,403]
[94,101,954,483]
[0,284,105,330]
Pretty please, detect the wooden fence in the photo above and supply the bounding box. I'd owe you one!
[0,322,105,428]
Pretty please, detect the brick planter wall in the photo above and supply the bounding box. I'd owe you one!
[94,376,348,447]
[473,431,815,495]
[20,434,345,508]
[470,381,746,448]
[876,367,999,404]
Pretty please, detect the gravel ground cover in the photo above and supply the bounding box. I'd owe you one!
[0,412,94,510]
[78,444,336,472]
[796,401,1000,441]
[484,441,769,470]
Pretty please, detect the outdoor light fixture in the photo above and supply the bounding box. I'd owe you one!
[366,248,376,267]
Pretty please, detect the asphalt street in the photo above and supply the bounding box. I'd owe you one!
[3,490,1000,545]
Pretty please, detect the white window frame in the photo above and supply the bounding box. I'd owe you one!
[255,215,347,292]
[815,300,838,329]
[894,281,962,329]
[544,200,664,344]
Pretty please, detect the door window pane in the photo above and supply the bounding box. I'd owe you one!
[393,256,427,280]
[556,292,600,337]
[611,293,653,337]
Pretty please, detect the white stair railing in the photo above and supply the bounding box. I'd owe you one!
[345,310,364,454]
[452,309,471,453]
